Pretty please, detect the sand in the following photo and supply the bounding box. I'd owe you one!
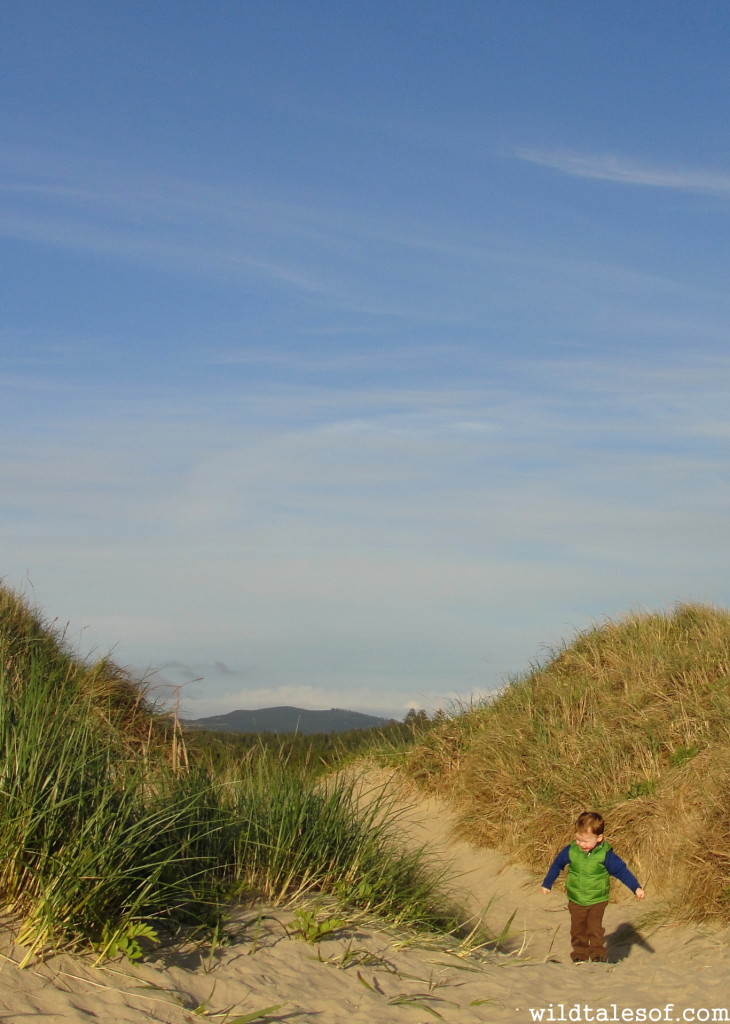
[1,773,728,1023]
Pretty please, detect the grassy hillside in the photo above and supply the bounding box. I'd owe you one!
[0,586,454,962]
[401,603,730,923]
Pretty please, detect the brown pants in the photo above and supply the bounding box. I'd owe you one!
[568,900,608,961]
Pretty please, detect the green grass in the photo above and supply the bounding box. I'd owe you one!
[400,603,730,924]
[0,586,458,961]
[186,710,435,776]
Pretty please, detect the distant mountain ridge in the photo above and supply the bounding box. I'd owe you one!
[184,705,394,735]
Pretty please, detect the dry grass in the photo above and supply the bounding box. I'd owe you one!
[401,603,730,923]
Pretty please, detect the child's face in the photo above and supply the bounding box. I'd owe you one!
[575,831,603,852]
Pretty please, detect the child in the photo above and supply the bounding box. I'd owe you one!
[541,811,645,963]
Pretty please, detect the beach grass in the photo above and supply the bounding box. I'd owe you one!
[0,586,457,961]
[400,603,730,923]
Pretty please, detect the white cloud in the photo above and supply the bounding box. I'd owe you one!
[0,146,487,315]
[3,346,730,717]
[515,148,730,196]
[4,144,730,350]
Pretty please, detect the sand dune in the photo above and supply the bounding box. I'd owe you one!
[1,774,728,1023]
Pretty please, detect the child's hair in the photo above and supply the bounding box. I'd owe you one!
[575,811,605,835]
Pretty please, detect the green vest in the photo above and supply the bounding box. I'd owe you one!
[566,841,611,906]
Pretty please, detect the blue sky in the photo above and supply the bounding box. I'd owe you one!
[2,1,729,718]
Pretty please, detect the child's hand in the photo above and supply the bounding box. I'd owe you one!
[635,887,645,899]
[540,887,550,895]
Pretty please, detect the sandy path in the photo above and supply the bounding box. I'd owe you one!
[0,773,728,1023]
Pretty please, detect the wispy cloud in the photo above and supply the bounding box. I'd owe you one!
[0,146,501,328]
[515,148,730,195]
[4,349,730,718]
[0,147,366,299]
[0,146,484,287]
[208,343,465,373]
[5,145,730,343]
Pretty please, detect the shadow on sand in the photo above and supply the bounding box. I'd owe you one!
[607,922,656,962]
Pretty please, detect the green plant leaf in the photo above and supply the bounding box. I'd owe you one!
[225,1006,283,1024]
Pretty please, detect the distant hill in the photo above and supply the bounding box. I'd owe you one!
[184,705,395,735]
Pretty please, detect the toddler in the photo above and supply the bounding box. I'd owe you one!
[541,811,645,963]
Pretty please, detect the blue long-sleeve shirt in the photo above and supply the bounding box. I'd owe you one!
[542,843,641,893]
